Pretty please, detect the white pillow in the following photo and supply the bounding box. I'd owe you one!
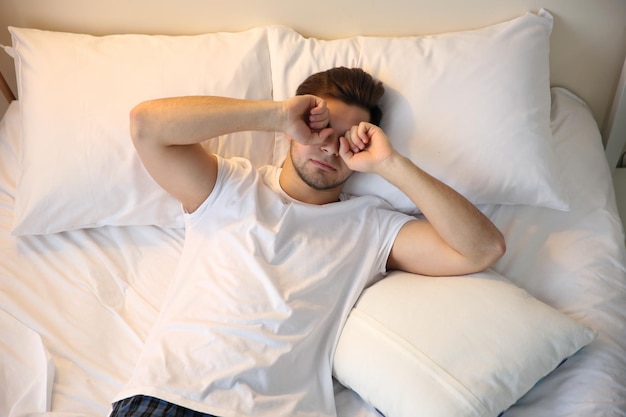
[7,27,274,235]
[268,10,569,212]
[332,270,596,417]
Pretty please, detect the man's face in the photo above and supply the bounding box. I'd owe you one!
[289,98,370,191]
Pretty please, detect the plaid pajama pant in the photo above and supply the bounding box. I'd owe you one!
[110,395,219,417]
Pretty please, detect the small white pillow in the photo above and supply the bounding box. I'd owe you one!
[268,11,569,212]
[332,270,596,417]
[7,27,274,235]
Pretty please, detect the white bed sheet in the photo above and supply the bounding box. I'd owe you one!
[490,88,626,416]
[0,87,625,416]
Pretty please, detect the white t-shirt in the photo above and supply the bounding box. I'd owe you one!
[115,156,412,417]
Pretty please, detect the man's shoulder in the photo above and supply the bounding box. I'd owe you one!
[216,155,254,170]
[213,156,281,196]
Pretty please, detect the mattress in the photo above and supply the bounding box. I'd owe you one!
[1,87,625,416]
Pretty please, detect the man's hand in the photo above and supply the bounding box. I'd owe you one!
[338,122,396,174]
[282,95,334,146]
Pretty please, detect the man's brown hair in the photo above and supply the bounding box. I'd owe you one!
[296,67,384,126]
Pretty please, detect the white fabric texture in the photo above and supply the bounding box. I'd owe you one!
[268,10,568,212]
[6,26,275,235]
[116,156,411,416]
[489,88,626,417]
[0,309,54,417]
[333,269,596,417]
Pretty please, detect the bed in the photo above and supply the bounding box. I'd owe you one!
[1,1,625,417]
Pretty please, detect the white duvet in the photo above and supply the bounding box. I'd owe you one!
[1,88,625,416]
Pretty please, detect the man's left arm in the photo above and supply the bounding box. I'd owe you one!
[339,122,506,277]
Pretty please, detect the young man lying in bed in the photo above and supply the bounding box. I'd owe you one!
[110,67,505,417]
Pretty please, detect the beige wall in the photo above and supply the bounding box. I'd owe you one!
[0,0,625,141]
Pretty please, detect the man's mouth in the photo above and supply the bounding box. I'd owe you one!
[310,159,336,172]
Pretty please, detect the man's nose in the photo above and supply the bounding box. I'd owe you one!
[320,134,340,156]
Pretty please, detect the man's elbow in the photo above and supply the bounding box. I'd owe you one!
[480,232,506,270]
[129,101,155,146]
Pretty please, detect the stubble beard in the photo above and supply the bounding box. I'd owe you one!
[290,145,352,191]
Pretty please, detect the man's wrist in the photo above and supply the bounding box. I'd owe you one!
[375,152,412,182]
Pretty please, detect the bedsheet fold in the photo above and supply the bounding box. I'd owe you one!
[0,309,54,417]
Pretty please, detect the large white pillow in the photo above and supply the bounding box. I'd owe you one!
[6,27,274,235]
[332,270,596,417]
[268,10,569,212]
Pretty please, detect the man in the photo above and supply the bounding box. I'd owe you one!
[111,67,505,416]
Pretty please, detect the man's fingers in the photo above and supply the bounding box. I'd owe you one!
[338,136,354,160]
[308,113,329,130]
[339,132,359,155]
[344,124,370,153]
[311,127,335,143]
[308,98,329,130]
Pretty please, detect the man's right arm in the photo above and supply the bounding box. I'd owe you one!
[130,95,331,213]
